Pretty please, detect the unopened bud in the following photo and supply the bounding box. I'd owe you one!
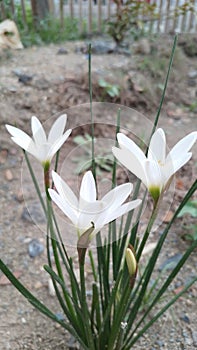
[125,246,137,277]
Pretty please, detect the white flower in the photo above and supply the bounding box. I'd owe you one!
[5,115,72,165]
[48,170,141,236]
[112,129,197,201]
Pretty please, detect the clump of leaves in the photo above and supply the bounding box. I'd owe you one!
[98,78,120,99]
[178,200,197,241]
[73,133,114,175]
[107,0,157,45]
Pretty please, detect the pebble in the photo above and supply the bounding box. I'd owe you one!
[55,312,65,321]
[21,317,27,324]
[28,238,44,258]
[34,281,43,289]
[15,189,24,203]
[4,169,13,181]
[188,70,197,79]
[57,47,68,55]
[180,314,190,324]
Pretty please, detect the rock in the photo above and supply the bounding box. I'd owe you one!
[28,238,44,258]
[159,253,183,271]
[90,41,116,54]
[57,47,68,55]
[13,69,33,84]
[4,169,13,181]
[55,312,65,321]
[188,70,197,79]
[34,281,43,289]
[21,202,46,224]
[180,314,190,324]
[15,190,24,203]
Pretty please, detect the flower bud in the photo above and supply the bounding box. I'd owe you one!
[125,245,137,277]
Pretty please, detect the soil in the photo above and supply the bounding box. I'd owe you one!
[0,36,197,350]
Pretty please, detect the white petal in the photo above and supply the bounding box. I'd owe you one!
[144,160,163,190]
[167,131,197,163]
[148,128,166,164]
[31,116,47,145]
[80,171,97,202]
[48,114,67,143]
[112,146,147,185]
[77,201,104,231]
[164,152,192,182]
[6,124,33,149]
[48,188,78,225]
[51,171,78,210]
[95,199,141,229]
[101,183,133,211]
[117,133,146,162]
[48,129,72,159]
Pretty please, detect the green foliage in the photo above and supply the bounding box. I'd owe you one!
[189,101,197,112]
[107,0,157,44]
[73,133,114,174]
[178,200,197,217]
[98,78,120,98]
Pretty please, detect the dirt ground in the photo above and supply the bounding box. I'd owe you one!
[0,36,197,350]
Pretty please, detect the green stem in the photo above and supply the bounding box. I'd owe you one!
[136,200,158,261]
[79,252,96,349]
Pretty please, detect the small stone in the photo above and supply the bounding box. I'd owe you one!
[21,317,26,324]
[4,169,13,181]
[156,339,164,347]
[28,239,44,258]
[57,47,68,55]
[34,281,43,289]
[48,278,56,296]
[55,312,65,321]
[180,314,190,324]
[15,190,24,203]
[91,41,115,54]
[188,70,197,79]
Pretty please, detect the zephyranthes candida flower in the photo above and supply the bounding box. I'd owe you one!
[112,129,197,201]
[48,170,141,238]
[6,114,71,166]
